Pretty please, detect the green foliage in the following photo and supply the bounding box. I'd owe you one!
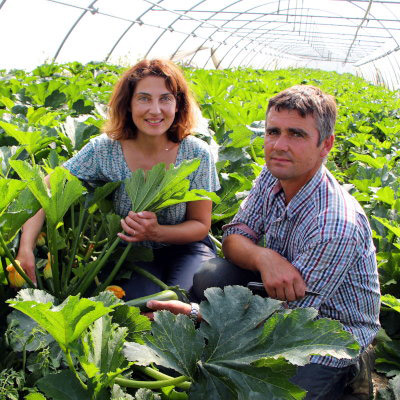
[7,289,114,353]
[2,60,400,398]
[124,286,359,399]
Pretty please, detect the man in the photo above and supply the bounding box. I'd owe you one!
[148,85,381,399]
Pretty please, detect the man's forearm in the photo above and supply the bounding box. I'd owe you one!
[222,234,267,272]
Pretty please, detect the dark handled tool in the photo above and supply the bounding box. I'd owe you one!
[247,282,320,297]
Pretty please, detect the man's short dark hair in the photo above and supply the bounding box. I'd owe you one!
[266,85,337,145]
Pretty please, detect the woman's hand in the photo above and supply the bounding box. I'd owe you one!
[118,211,160,242]
[15,247,37,285]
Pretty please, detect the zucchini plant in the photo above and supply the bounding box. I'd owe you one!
[6,285,360,399]
[0,159,217,302]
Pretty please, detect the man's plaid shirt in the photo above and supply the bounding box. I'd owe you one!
[223,165,380,367]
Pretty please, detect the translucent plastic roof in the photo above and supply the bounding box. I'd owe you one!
[1,0,400,88]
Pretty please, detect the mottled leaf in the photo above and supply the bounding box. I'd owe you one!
[37,370,91,400]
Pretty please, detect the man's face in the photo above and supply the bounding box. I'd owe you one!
[264,107,333,192]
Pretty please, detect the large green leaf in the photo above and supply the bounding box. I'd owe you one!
[124,311,205,379]
[382,294,400,313]
[78,314,129,396]
[0,145,18,176]
[124,159,217,214]
[0,177,27,214]
[124,286,360,400]
[6,309,53,352]
[0,121,54,156]
[10,161,85,227]
[111,304,151,342]
[0,186,41,243]
[7,290,113,353]
[36,370,91,400]
[85,181,121,213]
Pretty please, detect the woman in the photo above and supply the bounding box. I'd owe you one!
[17,59,219,299]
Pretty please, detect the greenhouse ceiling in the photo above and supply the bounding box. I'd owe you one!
[1,0,400,89]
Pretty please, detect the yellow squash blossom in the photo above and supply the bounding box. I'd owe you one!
[6,260,26,288]
[44,252,52,279]
[106,285,126,299]
[36,232,46,247]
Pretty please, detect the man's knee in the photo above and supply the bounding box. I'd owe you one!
[193,258,233,300]
[193,257,259,301]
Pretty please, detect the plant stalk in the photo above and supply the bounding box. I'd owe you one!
[0,232,35,288]
[114,375,189,389]
[131,265,169,290]
[93,242,133,295]
[133,365,191,390]
[63,206,87,289]
[72,236,121,295]
[65,350,87,390]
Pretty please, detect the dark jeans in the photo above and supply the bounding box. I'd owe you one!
[192,257,359,399]
[120,236,216,300]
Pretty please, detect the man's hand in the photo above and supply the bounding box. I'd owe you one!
[256,248,306,302]
[15,247,37,285]
[118,211,160,242]
[223,234,306,302]
[144,300,196,320]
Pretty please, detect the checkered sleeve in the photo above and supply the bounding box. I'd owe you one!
[222,168,269,243]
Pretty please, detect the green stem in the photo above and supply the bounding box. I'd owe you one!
[65,350,87,390]
[0,257,11,286]
[0,232,35,288]
[71,203,75,231]
[65,240,111,297]
[35,264,44,290]
[114,375,188,389]
[64,207,87,289]
[47,228,60,294]
[132,265,169,290]
[249,142,258,163]
[72,236,121,296]
[208,232,222,251]
[93,242,133,295]
[133,365,191,390]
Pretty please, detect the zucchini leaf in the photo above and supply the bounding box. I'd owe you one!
[78,314,130,397]
[0,187,41,243]
[381,294,400,313]
[0,177,27,215]
[10,161,86,227]
[36,370,91,400]
[124,159,218,213]
[85,181,122,213]
[7,289,113,353]
[0,121,55,156]
[124,286,360,400]
[111,304,151,343]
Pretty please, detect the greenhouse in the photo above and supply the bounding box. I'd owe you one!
[0,0,400,399]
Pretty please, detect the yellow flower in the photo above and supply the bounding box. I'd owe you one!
[44,253,52,279]
[106,285,126,299]
[6,260,26,288]
[36,232,46,247]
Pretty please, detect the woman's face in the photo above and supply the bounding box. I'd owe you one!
[130,76,177,139]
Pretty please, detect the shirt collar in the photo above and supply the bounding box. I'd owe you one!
[271,166,326,218]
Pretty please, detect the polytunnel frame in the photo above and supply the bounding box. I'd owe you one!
[6,0,400,87]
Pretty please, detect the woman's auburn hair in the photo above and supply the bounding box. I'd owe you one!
[103,59,197,142]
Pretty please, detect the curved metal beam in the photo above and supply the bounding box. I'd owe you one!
[0,0,8,11]
[199,1,277,69]
[53,0,98,62]
[105,0,165,62]
[144,0,205,59]
[170,0,242,64]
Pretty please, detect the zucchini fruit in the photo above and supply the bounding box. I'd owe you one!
[125,289,179,311]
